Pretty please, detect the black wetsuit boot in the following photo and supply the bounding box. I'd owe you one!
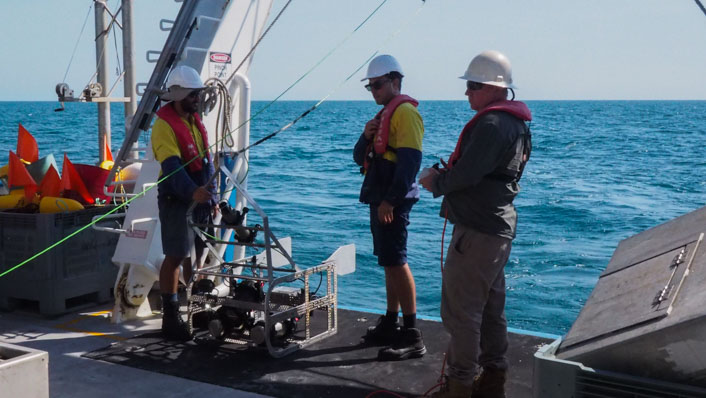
[161,297,192,341]
[377,327,426,361]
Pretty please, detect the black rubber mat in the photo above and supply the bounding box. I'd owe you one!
[84,308,549,397]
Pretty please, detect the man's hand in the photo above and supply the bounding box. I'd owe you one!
[192,186,213,204]
[377,200,394,224]
[363,118,380,140]
[419,168,440,192]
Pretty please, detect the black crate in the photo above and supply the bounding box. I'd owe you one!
[0,206,123,316]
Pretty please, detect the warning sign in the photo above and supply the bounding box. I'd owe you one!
[209,52,232,79]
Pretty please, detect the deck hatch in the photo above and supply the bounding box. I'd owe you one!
[560,238,700,350]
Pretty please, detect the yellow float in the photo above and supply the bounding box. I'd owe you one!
[39,196,84,213]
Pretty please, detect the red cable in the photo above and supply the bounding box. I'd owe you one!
[423,382,445,397]
[421,211,450,397]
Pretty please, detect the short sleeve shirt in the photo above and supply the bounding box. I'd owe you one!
[382,102,424,162]
[151,116,206,163]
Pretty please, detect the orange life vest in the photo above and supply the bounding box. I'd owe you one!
[363,94,418,172]
[447,100,532,169]
[155,102,211,173]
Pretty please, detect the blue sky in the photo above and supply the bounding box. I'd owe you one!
[1,0,704,101]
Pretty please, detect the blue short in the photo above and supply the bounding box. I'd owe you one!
[369,200,415,267]
[158,195,210,258]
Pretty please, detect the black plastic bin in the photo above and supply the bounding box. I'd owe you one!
[0,206,123,316]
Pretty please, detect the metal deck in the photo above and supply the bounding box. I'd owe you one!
[0,303,551,397]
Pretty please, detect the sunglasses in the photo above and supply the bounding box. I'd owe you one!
[466,81,485,91]
[365,78,390,92]
[187,90,200,99]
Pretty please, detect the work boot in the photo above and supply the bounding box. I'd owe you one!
[161,300,192,341]
[471,368,507,398]
[377,327,426,361]
[362,315,399,345]
[429,376,472,398]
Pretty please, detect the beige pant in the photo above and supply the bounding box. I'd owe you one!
[441,223,512,384]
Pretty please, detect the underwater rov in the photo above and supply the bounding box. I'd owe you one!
[534,206,706,397]
[186,161,355,357]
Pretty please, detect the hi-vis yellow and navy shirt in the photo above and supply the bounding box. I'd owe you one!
[353,102,424,205]
[151,117,206,163]
[151,115,213,203]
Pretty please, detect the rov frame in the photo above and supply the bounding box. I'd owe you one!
[186,159,338,358]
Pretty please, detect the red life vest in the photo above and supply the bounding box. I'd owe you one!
[363,94,419,172]
[446,100,532,169]
[155,102,211,173]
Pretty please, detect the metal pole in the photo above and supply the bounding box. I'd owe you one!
[95,0,111,163]
[122,0,138,159]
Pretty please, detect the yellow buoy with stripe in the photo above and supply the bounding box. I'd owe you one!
[39,196,84,213]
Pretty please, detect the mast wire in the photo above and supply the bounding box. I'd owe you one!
[695,0,706,17]
[225,0,294,86]
[62,2,95,83]
[227,0,393,148]
[236,0,426,154]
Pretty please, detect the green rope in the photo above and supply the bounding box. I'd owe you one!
[1,0,427,279]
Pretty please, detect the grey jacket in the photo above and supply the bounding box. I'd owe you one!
[431,111,531,239]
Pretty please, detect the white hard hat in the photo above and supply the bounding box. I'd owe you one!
[361,54,404,81]
[459,50,516,89]
[162,65,204,101]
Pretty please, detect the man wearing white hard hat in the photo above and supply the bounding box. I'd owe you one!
[353,54,426,361]
[420,50,532,397]
[151,64,216,340]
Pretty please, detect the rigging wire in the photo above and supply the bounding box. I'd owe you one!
[224,0,394,152]
[225,0,294,86]
[207,0,395,180]
[695,0,706,17]
[62,2,94,83]
[112,14,123,77]
[235,0,426,154]
[82,2,122,98]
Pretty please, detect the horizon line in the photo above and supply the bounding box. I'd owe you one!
[2,98,706,103]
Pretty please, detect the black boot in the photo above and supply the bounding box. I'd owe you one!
[471,367,507,398]
[362,315,399,345]
[161,299,192,341]
[377,327,426,361]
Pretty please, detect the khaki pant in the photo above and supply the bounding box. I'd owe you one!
[441,224,512,384]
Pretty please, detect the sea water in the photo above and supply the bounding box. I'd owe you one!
[1,100,704,335]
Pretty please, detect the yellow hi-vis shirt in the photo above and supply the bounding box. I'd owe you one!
[151,115,206,164]
[381,102,424,163]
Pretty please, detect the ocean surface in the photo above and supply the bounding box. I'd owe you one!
[1,100,705,335]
